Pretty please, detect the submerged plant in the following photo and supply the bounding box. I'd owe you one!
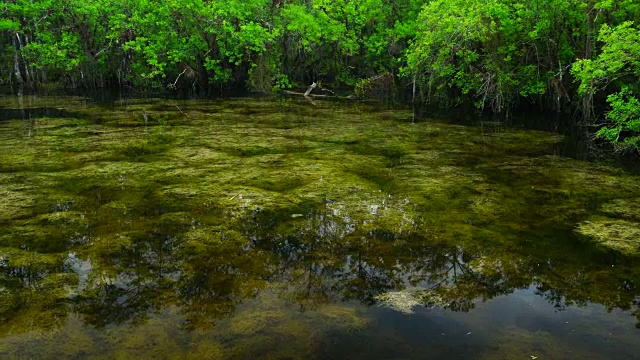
[1,96,640,358]
[375,288,449,314]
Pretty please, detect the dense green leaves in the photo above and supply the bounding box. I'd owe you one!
[1,0,421,91]
[401,0,640,152]
[573,22,640,151]
[404,0,587,112]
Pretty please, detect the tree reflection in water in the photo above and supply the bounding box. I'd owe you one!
[2,196,638,337]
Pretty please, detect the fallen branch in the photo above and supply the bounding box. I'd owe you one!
[281,90,357,100]
[230,189,246,200]
[175,105,188,116]
[321,88,337,96]
[168,69,187,90]
[304,82,317,96]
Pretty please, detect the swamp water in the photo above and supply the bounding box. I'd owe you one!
[0,95,639,359]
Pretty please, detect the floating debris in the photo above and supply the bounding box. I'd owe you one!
[375,291,422,314]
[375,289,449,314]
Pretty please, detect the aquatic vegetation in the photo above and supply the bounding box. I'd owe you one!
[601,198,640,221]
[574,198,640,255]
[230,310,289,336]
[375,290,428,314]
[478,327,600,360]
[186,341,225,360]
[0,187,36,222]
[576,218,640,255]
[1,96,640,358]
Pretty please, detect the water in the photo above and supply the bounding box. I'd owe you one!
[0,95,639,359]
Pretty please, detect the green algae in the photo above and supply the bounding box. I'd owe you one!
[116,133,176,160]
[375,290,426,314]
[576,218,640,255]
[375,287,456,314]
[601,198,640,220]
[229,310,288,336]
[0,188,36,222]
[1,96,640,358]
[574,197,640,255]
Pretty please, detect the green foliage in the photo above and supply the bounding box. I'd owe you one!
[279,0,419,85]
[573,22,640,151]
[404,0,586,112]
[354,73,394,97]
[0,0,413,90]
[398,0,640,152]
[0,0,279,88]
[597,89,640,147]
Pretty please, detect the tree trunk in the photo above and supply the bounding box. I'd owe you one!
[14,32,31,86]
[12,32,25,96]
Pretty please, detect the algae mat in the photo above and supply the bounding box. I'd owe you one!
[0,95,640,359]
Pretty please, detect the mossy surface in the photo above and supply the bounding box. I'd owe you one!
[0,96,640,358]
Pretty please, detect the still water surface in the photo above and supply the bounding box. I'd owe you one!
[0,95,639,359]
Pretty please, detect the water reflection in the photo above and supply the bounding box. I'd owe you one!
[3,196,639,334]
